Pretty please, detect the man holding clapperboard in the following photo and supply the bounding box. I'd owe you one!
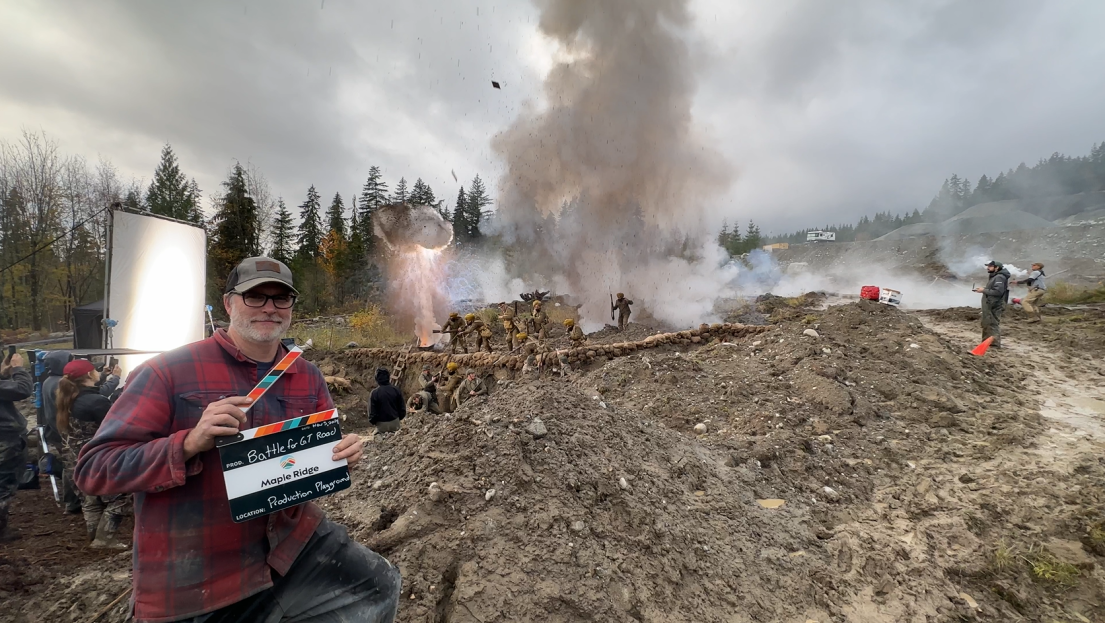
[75,257,401,623]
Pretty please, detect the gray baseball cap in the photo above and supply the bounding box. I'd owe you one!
[224,256,299,295]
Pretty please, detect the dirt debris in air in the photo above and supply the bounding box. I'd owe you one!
[6,297,1105,622]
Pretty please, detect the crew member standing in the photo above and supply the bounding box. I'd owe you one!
[369,368,406,434]
[1014,262,1047,323]
[75,257,400,623]
[613,293,634,331]
[973,260,1011,348]
[0,350,32,542]
[54,359,129,547]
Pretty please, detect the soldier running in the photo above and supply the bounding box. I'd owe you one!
[613,293,633,331]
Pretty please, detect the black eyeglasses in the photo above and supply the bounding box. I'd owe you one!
[238,292,297,309]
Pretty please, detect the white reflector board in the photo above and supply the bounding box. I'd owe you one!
[108,210,206,375]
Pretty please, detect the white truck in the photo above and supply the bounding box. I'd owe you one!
[806,230,836,242]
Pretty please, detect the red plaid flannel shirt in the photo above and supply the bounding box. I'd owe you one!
[75,330,334,622]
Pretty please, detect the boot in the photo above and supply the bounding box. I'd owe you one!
[0,505,21,543]
[90,513,128,550]
[85,510,103,543]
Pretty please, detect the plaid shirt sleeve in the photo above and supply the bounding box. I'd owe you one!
[73,333,337,623]
[75,363,201,496]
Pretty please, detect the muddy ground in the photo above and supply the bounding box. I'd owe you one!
[3,297,1104,622]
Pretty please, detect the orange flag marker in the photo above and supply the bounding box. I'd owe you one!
[970,337,994,356]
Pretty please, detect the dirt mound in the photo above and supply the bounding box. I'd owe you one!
[316,300,1074,621]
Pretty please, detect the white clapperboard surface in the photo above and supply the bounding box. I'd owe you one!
[216,409,351,523]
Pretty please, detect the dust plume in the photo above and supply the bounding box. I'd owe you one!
[491,0,732,330]
[374,203,453,345]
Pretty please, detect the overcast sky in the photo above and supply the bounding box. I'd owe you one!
[2,0,1103,234]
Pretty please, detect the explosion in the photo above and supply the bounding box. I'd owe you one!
[491,0,733,329]
[373,203,453,345]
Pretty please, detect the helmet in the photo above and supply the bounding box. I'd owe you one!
[617,293,624,299]
[446,362,459,372]
[515,332,528,341]
[532,300,542,308]
[449,312,459,318]
[464,313,476,322]
[563,318,574,327]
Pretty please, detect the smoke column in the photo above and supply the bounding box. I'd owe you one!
[374,203,453,345]
[492,0,732,329]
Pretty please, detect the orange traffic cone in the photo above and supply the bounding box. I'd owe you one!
[970,337,994,356]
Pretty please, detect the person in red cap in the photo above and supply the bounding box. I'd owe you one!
[75,256,399,623]
[54,358,128,547]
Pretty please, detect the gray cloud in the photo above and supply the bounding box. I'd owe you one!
[2,0,1103,234]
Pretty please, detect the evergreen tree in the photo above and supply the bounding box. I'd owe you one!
[452,186,468,243]
[743,220,762,252]
[326,192,346,239]
[270,198,294,263]
[463,175,491,239]
[208,163,261,299]
[146,144,195,222]
[392,177,408,203]
[296,185,324,259]
[408,177,437,206]
[347,197,365,260]
[122,186,143,211]
[358,166,388,256]
[718,220,730,248]
[185,178,204,223]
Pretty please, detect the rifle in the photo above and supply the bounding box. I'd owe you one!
[610,294,615,322]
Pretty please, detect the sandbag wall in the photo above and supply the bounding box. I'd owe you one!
[338,322,772,373]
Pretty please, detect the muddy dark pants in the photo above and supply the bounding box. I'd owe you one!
[981,303,1004,347]
[0,432,26,533]
[177,519,401,623]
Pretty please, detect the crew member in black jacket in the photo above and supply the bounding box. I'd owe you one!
[369,368,405,434]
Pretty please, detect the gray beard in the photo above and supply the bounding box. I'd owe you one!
[230,313,290,344]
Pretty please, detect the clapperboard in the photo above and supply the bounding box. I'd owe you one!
[214,345,350,522]
[217,409,350,522]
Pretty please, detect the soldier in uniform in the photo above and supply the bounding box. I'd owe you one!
[453,369,488,408]
[530,301,550,342]
[498,302,519,351]
[417,363,437,390]
[439,361,463,413]
[462,313,493,353]
[441,312,468,354]
[406,384,442,415]
[564,318,585,348]
[613,293,634,331]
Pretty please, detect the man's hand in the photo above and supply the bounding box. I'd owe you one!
[111,364,122,376]
[332,433,363,468]
[182,396,253,460]
[973,287,983,293]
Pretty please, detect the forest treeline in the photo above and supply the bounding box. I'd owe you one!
[0,130,492,332]
[762,140,1105,245]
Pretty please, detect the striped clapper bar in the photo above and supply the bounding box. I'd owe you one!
[241,346,303,412]
[217,409,350,523]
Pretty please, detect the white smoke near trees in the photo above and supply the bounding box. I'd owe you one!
[490,0,734,330]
